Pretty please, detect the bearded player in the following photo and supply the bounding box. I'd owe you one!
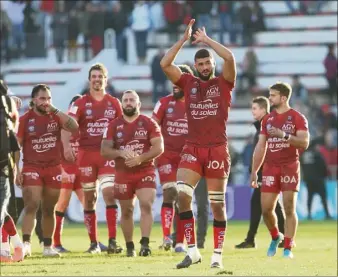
[251,82,309,259]
[161,19,236,269]
[152,65,192,252]
[65,63,123,254]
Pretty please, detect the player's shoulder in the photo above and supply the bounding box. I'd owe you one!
[73,94,86,106]
[139,114,158,125]
[160,94,175,105]
[290,108,306,118]
[19,109,32,121]
[109,115,123,127]
[105,94,121,104]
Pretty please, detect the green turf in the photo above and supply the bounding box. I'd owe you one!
[1,221,337,276]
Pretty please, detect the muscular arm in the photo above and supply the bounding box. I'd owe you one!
[101,139,122,160]
[160,39,184,84]
[55,110,79,132]
[288,130,310,149]
[204,37,236,82]
[139,136,164,163]
[251,135,267,174]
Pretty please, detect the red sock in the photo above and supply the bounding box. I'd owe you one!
[176,214,184,244]
[213,220,227,253]
[53,211,65,246]
[3,216,17,236]
[84,210,98,243]
[106,205,118,240]
[161,203,174,238]
[269,226,279,240]
[1,228,9,243]
[284,237,293,250]
[180,211,196,247]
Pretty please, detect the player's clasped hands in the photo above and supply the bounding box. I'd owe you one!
[267,126,284,138]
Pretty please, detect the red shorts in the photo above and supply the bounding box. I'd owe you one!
[114,170,156,200]
[61,163,81,191]
[179,144,231,179]
[77,149,115,183]
[261,161,300,193]
[156,150,181,184]
[22,164,62,189]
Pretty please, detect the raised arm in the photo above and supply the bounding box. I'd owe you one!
[193,27,236,83]
[160,19,195,84]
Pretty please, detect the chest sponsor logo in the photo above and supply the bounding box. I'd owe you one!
[134,129,147,139]
[86,118,109,136]
[205,85,220,98]
[263,176,275,187]
[190,99,219,120]
[166,119,188,136]
[267,137,290,151]
[104,109,116,118]
[32,133,57,153]
[120,139,145,155]
[47,121,58,132]
[281,123,295,134]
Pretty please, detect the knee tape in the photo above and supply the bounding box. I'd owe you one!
[162,182,176,190]
[81,182,96,192]
[99,175,115,190]
[208,191,225,203]
[177,181,194,197]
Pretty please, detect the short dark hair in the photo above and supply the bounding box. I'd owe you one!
[69,94,82,106]
[178,64,194,75]
[30,84,50,108]
[194,49,213,61]
[252,96,270,112]
[31,84,50,99]
[269,82,292,100]
[88,63,108,79]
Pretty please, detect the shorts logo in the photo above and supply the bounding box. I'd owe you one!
[207,160,225,170]
[158,164,172,174]
[281,175,297,183]
[23,172,39,180]
[104,160,115,168]
[117,183,127,194]
[181,154,197,163]
[263,176,274,187]
[80,166,93,177]
[53,174,62,182]
[142,175,155,183]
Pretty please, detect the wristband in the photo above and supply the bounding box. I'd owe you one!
[283,132,290,141]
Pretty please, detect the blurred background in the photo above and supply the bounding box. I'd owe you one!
[1,0,337,222]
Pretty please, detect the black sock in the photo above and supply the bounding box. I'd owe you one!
[140,237,149,246]
[126,241,134,250]
[23,234,31,243]
[44,238,52,247]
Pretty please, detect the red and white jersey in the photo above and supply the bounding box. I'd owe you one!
[68,94,122,151]
[261,109,309,165]
[103,115,162,174]
[152,95,187,153]
[175,73,234,147]
[17,109,62,166]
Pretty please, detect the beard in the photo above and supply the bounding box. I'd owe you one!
[173,90,184,100]
[35,104,47,115]
[197,68,215,81]
[123,107,137,117]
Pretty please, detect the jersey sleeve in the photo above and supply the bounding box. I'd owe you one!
[174,73,193,92]
[148,117,162,140]
[68,98,82,119]
[16,114,26,139]
[260,115,268,136]
[152,99,166,124]
[295,113,309,131]
[102,121,115,141]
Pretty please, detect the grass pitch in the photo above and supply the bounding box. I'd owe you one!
[1,221,336,276]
